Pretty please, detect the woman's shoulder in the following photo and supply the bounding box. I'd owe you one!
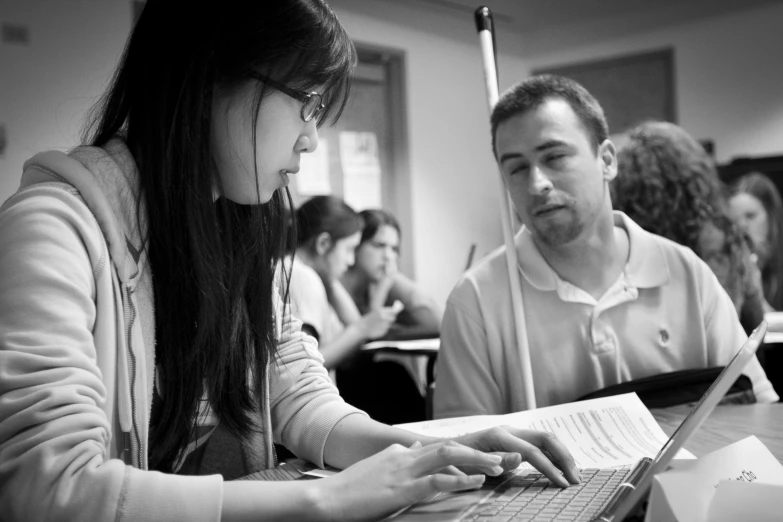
[290,256,320,282]
[287,256,327,299]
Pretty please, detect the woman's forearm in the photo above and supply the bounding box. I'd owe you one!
[323,413,439,470]
[222,480,324,521]
[390,275,443,330]
[328,279,363,325]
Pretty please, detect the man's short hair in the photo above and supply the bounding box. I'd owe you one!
[490,75,609,155]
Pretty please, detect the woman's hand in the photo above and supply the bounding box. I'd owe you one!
[314,440,502,521]
[453,426,581,488]
[358,301,404,340]
[368,260,398,310]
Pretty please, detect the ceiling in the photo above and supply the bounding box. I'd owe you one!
[377,0,782,55]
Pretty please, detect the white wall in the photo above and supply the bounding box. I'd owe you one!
[0,1,131,200]
[525,2,783,165]
[330,0,522,308]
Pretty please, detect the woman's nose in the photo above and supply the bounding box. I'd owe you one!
[296,120,319,154]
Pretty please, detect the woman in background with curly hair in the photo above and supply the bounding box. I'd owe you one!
[730,172,783,311]
[611,121,769,331]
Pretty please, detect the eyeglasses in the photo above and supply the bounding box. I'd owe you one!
[247,71,325,123]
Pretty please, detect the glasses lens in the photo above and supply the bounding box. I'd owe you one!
[302,93,324,122]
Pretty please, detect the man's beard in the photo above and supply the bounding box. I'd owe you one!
[533,211,582,248]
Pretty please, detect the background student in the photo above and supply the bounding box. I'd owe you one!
[339,208,443,424]
[730,171,783,311]
[611,121,770,331]
[342,208,442,335]
[0,2,580,520]
[289,195,403,370]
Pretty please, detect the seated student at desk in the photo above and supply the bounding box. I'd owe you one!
[340,209,442,423]
[729,171,783,311]
[0,4,580,520]
[288,196,403,370]
[434,75,779,420]
[341,208,443,335]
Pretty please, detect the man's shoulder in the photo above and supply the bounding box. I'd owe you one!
[642,229,708,273]
[445,243,519,318]
[626,221,718,298]
[622,212,706,272]
[460,243,511,285]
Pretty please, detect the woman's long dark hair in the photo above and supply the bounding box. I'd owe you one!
[358,209,401,245]
[296,195,363,249]
[731,172,783,309]
[83,0,356,471]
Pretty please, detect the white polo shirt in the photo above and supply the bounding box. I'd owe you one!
[434,212,778,419]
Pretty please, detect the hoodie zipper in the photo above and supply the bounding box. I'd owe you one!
[123,284,144,469]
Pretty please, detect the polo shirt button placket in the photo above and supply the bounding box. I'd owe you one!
[591,314,616,354]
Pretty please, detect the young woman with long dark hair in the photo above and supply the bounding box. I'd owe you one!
[0,2,578,520]
[730,172,783,311]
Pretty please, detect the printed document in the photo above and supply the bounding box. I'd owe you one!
[396,393,693,470]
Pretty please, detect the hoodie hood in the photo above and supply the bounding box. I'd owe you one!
[20,139,148,285]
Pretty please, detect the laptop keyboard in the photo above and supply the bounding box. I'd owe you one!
[462,467,631,522]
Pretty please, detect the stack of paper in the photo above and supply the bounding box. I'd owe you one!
[396,393,693,470]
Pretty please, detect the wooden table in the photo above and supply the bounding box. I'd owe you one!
[652,403,783,460]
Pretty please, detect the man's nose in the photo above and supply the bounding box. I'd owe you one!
[528,165,553,195]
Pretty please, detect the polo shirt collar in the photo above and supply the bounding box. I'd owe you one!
[515,210,670,292]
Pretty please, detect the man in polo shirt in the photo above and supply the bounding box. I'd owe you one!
[433,75,778,419]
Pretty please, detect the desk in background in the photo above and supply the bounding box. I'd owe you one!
[361,330,440,422]
[652,403,783,460]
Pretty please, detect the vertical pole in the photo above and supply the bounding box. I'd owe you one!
[474,7,536,410]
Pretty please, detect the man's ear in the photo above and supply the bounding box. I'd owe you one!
[599,139,618,182]
[315,232,332,256]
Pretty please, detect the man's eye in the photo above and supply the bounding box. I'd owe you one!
[547,154,566,165]
[510,165,529,175]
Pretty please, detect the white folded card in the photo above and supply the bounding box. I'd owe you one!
[645,435,783,522]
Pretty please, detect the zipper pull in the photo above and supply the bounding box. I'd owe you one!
[123,432,131,463]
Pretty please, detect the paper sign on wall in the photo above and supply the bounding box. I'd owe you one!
[339,131,382,211]
[297,138,331,196]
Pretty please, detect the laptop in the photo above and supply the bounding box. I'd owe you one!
[393,320,767,522]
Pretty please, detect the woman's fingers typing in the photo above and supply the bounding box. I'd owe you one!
[453,426,580,488]
[504,427,580,485]
[408,440,504,477]
[317,440,500,521]
[408,473,485,500]
[491,427,579,486]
